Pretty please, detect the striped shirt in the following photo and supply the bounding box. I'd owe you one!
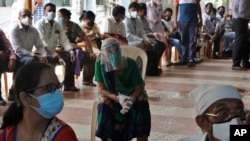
[34,5,44,24]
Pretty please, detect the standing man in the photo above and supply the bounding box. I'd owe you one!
[174,0,202,67]
[32,0,44,24]
[0,29,16,105]
[35,3,78,91]
[232,0,250,70]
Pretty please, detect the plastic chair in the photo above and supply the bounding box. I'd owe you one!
[90,45,148,141]
[120,45,148,80]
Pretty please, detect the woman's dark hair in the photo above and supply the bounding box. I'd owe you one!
[44,2,56,11]
[217,5,225,10]
[210,8,217,15]
[112,6,125,17]
[138,3,147,15]
[1,62,52,129]
[79,10,96,22]
[128,2,139,10]
[205,2,213,8]
[58,8,72,19]
[164,8,173,14]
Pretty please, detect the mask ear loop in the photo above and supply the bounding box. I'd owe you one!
[27,93,41,109]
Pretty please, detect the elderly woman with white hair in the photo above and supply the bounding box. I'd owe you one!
[94,38,151,141]
[179,84,250,141]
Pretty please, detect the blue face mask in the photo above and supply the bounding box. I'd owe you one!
[57,17,65,24]
[29,89,64,119]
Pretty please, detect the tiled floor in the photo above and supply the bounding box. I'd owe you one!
[1,58,250,141]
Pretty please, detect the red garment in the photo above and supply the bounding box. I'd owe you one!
[175,0,200,3]
[0,117,78,141]
[0,29,16,60]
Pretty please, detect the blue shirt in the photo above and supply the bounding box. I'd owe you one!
[175,0,200,22]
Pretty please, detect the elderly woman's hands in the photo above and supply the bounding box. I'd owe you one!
[117,94,134,114]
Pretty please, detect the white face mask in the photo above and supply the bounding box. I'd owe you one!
[130,11,137,18]
[212,118,239,141]
[47,12,55,21]
[21,16,30,26]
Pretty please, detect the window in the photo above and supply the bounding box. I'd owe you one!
[97,0,104,5]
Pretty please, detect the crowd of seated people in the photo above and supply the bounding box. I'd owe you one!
[201,2,235,59]
[1,1,240,102]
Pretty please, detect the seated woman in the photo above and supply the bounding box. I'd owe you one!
[79,10,107,51]
[94,38,151,141]
[0,62,78,141]
[57,8,97,87]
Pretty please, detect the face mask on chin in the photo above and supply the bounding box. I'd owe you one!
[212,118,240,141]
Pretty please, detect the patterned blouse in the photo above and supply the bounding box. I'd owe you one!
[64,21,85,44]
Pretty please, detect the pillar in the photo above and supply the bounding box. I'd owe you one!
[26,0,32,11]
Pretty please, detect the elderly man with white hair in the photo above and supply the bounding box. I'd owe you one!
[179,84,249,141]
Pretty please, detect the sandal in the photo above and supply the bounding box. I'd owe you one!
[64,86,80,91]
[82,82,97,87]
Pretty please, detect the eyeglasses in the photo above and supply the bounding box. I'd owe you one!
[26,83,63,93]
[205,109,248,123]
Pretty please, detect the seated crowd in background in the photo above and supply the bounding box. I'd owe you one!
[1,1,239,102]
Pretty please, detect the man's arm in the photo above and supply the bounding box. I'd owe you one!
[58,24,72,51]
[34,28,47,57]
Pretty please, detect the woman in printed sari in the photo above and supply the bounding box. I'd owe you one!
[57,8,97,87]
[94,38,151,141]
[0,62,77,141]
